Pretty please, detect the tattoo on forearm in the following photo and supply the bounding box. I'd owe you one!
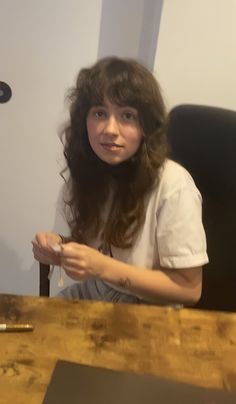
[118,277,131,290]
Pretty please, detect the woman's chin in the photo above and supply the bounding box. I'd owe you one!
[99,155,126,166]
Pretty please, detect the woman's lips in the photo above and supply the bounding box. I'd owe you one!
[100,143,123,151]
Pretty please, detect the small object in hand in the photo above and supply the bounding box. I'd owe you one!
[48,265,55,281]
[49,242,61,253]
[47,242,64,287]
[58,267,64,287]
[48,265,64,287]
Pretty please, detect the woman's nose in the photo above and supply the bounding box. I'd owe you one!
[104,115,119,135]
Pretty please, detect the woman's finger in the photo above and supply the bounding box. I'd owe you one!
[31,239,40,248]
[60,243,85,258]
[32,245,61,266]
[33,246,53,262]
[33,251,51,265]
[60,257,84,269]
[63,267,89,281]
[34,233,49,249]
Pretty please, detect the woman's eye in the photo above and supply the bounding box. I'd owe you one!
[122,111,137,121]
[94,110,106,119]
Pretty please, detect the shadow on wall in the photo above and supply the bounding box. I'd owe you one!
[1,184,74,297]
[0,238,39,296]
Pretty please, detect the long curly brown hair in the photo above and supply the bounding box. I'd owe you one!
[61,57,168,248]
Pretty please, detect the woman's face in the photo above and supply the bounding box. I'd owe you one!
[86,99,143,165]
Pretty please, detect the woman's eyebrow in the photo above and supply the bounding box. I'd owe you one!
[120,105,138,111]
[91,103,106,108]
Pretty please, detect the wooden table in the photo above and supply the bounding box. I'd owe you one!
[0,294,236,404]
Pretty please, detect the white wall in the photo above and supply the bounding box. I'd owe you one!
[0,0,102,296]
[154,0,236,111]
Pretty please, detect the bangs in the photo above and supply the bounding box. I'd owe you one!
[88,62,143,109]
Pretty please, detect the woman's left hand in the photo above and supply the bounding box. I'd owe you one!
[60,242,106,281]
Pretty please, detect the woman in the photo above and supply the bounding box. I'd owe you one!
[32,57,208,305]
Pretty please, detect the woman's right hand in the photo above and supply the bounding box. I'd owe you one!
[32,232,62,266]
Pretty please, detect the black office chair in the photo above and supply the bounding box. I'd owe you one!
[167,104,236,312]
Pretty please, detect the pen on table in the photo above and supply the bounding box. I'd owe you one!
[0,323,34,332]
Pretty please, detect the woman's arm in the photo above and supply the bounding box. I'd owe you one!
[100,257,202,305]
[60,243,202,305]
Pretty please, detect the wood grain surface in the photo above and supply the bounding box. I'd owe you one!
[0,294,235,404]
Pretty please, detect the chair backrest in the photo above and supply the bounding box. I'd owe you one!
[167,104,236,311]
[39,263,50,297]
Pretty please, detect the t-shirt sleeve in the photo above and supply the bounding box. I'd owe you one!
[156,178,209,269]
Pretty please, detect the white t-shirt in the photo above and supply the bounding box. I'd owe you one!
[89,159,209,274]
